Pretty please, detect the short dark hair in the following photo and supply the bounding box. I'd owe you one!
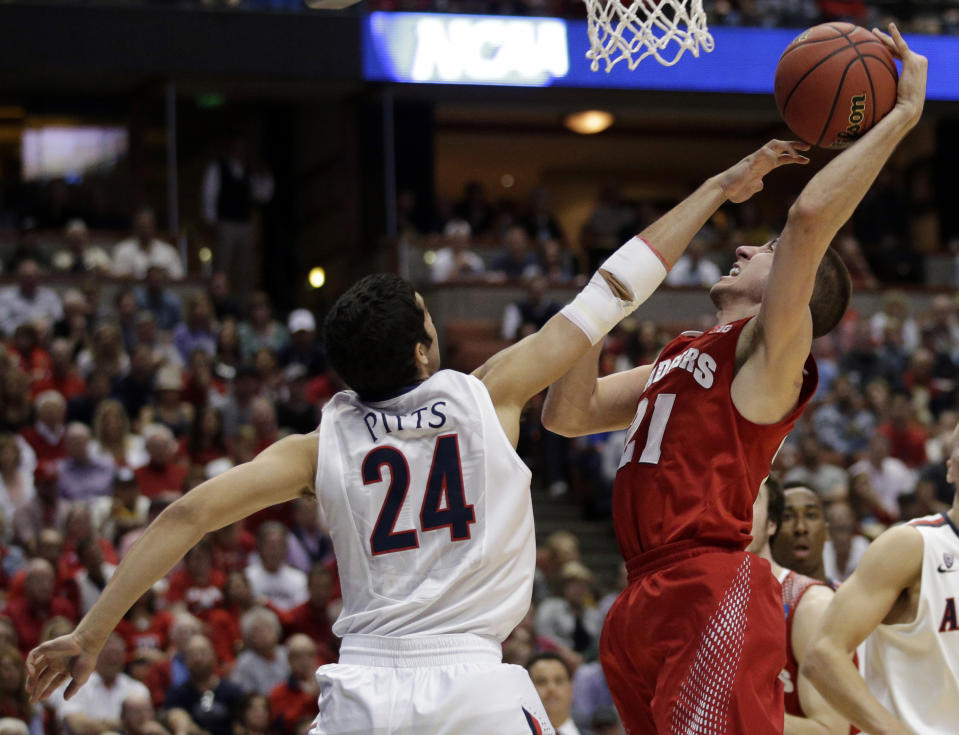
[764,474,785,540]
[526,651,571,679]
[810,247,852,338]
[783,480,823,500]
[324,274,433,399]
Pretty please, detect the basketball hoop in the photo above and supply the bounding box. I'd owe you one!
[583,0,714,71]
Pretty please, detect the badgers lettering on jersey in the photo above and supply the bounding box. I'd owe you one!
[363,401,448,442]
[643,347,717,391]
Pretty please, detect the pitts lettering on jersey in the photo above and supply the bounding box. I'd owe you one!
[363,401,448,442]
[643,347,717,392]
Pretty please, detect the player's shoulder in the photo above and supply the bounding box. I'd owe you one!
[264,431,321,473]
[792,581,834,644]
[798,582,834,611]
[857,522,924,581]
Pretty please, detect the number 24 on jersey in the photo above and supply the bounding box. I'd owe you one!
[362,434,476,556]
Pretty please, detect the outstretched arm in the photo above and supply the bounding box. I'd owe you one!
[733,24,927,424]
[785,585,849,735]
[802,524,923,735]
[536,139,809,438]
[26,432,319,703]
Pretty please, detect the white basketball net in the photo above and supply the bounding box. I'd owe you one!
[583,0,715,71]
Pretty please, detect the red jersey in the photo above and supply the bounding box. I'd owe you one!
[780,569,826,718]
[115,610,173,659]
[613,318,818,560]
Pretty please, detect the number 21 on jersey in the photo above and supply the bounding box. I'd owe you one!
[618,393,676,470]
[362,433,476,556]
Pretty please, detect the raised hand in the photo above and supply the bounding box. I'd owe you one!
[25,633,99,704]
[719,139,810,204]
[871,23,928,126]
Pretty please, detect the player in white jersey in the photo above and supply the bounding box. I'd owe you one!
[23,142,806,734]
[805,420,959,734]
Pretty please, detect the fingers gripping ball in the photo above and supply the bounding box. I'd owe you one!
[774,23,898,149]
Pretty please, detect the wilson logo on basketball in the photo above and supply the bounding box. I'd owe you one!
[837,93,868,144]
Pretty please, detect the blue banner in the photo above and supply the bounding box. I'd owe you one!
[363,12,959,100]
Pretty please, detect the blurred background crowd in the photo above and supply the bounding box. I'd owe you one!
[0,173,957,735]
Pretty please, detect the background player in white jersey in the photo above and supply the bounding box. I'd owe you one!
[805,420,959,734]
[747,476,848,735]
[22,144,805,734]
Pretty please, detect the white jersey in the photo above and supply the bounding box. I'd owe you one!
[315,369,535,642]
[860,513,959,732]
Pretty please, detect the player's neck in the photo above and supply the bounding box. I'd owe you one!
[715,300,761,329]
[948,492,959,527]
[759,543,784,577]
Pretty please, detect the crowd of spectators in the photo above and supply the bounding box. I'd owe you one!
[413,174,957,291]
[0,171,958,734]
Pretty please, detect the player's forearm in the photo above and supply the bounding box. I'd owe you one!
[73,500,207,650]
[541,340,604,436]
[785,713,848,735]
[804,642,910,735]
[786,107,917,244]
[785,714,832,735]
[637,176,727,267]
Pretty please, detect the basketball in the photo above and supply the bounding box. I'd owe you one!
[774,22,899,149]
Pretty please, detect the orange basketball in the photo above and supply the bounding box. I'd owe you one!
[774,23,899,149]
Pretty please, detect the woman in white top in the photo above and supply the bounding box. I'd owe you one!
[0,433,34,521]
[89,400,148,470]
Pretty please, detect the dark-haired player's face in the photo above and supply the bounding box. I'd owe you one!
[772,487,827,575]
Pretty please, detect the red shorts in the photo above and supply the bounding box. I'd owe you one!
[600,544,784,735]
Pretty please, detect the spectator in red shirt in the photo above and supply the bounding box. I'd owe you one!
[115,588,173,666]
[57,504,118,581]
[8,323,51,385]
[206,571,283,667]
[134,426,187,499]
[11,463,68,554]
[19,391,67,464]
[166,541,225,619]
[249,398,279,456]
[279,563,337,661]
[2,558,75,656]
[878,393,928,468]
[30,338,85,401]
[5,529,79,612]
[210,522,255,574]
[268,634,319,735]
[182,406,229,469]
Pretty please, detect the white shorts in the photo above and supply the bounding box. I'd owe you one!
[309,633,554,735]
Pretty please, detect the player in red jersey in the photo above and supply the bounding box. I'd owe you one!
[748,476,848,735]
[542,25,926,735]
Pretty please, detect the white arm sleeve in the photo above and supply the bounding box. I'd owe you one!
[560,236,669,345]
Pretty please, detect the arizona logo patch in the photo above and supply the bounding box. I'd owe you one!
[944,553,954,570]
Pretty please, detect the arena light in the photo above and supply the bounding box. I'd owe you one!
[198,247,212,264]
[308,267,326,289]
[564,110,614,135]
